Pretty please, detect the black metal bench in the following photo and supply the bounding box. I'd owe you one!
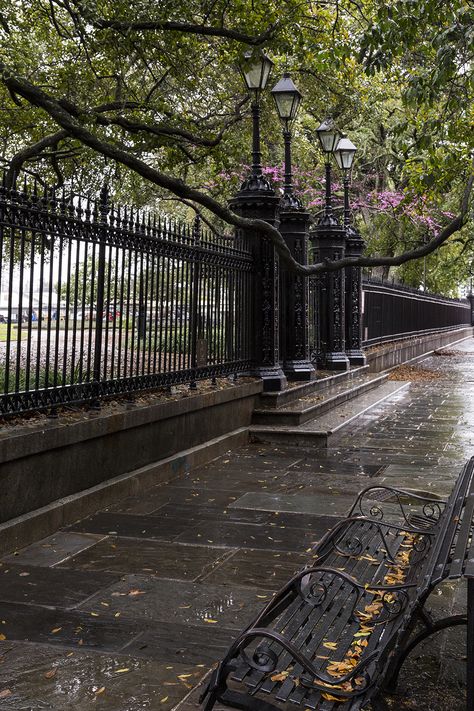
[200,456,474,711]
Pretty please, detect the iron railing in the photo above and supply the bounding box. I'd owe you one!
[362,278,471,346]
[0,176,255,415]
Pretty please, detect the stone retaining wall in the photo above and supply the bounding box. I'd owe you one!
[365,327,474,372]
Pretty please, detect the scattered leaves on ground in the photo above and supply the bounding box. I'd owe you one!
[388,365,442,382]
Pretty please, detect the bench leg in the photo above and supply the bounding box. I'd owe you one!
[385,614,467,693]
[468,579,474,711]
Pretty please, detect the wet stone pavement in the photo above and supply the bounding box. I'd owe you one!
[1,341,474,710]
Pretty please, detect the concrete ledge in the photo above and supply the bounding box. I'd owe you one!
[0,380,261,523]
[365,328,474,372]
[0,427,249,555]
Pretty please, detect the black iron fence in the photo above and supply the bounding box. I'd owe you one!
[0,177,254,415]
[362,278,471,347]
[1,173,472,416]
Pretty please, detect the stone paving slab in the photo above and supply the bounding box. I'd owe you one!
[3,532,106,567]
[0,640,207,710]
[67,511,197,541]
[77,576,264,629]
[0,563,119,608]
[57,537,233,580]
[0,601,142,652]
[229,490,356,516]
[174,519,317,552]
[202,549,309,589]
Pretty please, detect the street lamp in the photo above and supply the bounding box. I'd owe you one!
[239,49,274,191]
[334,135,357,230]
[316,118,341,225]
[271,72,303,210]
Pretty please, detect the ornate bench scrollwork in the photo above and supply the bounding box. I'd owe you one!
[348,485,447,530]
[316,515,434,566]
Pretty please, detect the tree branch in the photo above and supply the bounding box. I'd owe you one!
[95,20,275,45]
[5,129,68,188]
[1,66,473,276]
[69,0,278,45]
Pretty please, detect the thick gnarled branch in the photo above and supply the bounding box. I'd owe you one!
[5,129,68,188]
[1,66,472,276]
[67,0,278,45]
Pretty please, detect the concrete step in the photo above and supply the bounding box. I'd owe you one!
[258,365,369,409]
[250,380,410,447]
[252,372,388,426]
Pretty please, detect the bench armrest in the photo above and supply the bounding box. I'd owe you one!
[220,626,378,699]
[348,485,447,529]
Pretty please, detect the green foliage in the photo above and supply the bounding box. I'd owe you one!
[0,0,472,294]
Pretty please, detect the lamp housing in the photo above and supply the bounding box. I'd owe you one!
[334,136,357,171]
[271,73,302,127]
[240,49,274,93]
[316,118,341,154]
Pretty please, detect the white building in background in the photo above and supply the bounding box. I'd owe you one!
[0,265,57,321]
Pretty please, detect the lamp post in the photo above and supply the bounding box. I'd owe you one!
[334,135,366,366]
[469,261,474,327]
[334,136,357,228]
[239,49,274,193]
[316,118,341,226]
[270,73,315,380]
[271,73,303,210]
[310,119,349,370]
[229,50,287,391]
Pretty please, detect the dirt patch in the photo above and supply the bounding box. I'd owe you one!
[0,376,258,430]
[387,365,443,381]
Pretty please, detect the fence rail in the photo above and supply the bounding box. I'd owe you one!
[362,279,471,347]
[0,177,255,416]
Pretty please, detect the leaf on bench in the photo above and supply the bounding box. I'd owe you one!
[270,670,290,682]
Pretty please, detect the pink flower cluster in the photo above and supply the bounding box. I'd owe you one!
[209,164,451,236]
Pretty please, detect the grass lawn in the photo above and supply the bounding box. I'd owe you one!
[0,323,27,342]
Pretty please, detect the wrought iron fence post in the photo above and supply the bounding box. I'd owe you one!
[345,227,367,366]
[189,216,201,389]
[279,208,316,380]
[469,292,474,327]
[229,183,287,392]
[92,183,109,407]
[310,222,349,371]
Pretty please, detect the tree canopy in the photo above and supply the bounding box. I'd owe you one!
[0,0,472,293]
